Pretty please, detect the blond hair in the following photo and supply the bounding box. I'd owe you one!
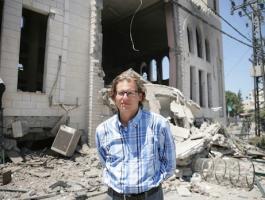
[110,69,146,107]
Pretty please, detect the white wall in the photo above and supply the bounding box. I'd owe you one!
[0,0,93,133]
[177,0,226,122]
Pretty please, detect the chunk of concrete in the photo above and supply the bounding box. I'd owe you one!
[175,138,206,160]
[27,170,50,178]
[12,121,25,138]
[177,186,192,197]
[170,124,190,140]
[170,101,186,118]
[0,170,12,185]
[6,150,23,163]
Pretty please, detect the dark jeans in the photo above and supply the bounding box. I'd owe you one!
[104,185,164,200]
[0,83,5,109]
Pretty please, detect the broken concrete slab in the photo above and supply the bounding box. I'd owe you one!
[170,101,186,118]
[6,150,23,163]
[170,124,190,141]
[247,149,265,158]
[27,169,50,178]
[177,185,192,197]
[175,139,207,161]
[49,180,70,190]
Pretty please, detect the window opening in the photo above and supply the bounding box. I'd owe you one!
[18,8,48,92]
[199,70,204,107]
[213,0,217,11]
[196,28,203,58]
[162,56,169,80]
[207,73,213,107]
[190,66,196,101]
[150,59,157,82]
[187,27,193,53]
[205,39,210,62]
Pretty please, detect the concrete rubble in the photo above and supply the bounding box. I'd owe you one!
[0,77,265,199]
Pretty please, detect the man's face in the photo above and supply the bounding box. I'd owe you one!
[114,79,143,116]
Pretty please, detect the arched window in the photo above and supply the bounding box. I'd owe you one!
[140,62,148,80]
[162,56,169,80]
[196,28,203,58]
[150,59,157,82]
[187,27,193,53]
[205,39,210,62]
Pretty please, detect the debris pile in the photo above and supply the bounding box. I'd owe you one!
[0,148,106,200]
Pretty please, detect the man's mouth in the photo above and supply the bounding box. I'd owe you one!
[121,103,128,109]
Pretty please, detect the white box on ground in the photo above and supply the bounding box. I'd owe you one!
[51,125,81,157]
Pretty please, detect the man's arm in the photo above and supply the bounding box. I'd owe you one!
[95,129,107,168]
[159,121,176,180]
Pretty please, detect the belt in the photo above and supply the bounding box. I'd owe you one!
[108,185,161,200]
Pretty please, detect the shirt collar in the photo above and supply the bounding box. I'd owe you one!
[116,108,143,128]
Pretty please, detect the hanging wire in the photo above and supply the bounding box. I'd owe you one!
[129,0,143,51]
[198,0,252,43]
[171,0,253,48]
[225,48,251,78]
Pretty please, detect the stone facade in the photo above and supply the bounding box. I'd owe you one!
[0,0,225,147]
[177,0,226,122]
[0,0,100,145]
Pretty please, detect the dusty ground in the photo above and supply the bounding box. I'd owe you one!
[0,144,264,200]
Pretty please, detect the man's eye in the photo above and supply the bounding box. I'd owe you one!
[117,90,137,97]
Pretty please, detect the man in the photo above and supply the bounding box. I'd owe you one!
[0,77,5,152]
[0,77,5,109]
[96,70,176,200]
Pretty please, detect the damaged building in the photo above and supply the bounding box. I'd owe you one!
[0,0,225,148]
[1,1,265,199]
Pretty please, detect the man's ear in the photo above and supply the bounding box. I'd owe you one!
[138,92,143,101]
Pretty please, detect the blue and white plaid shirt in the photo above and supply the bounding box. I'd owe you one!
[96,108,176,194]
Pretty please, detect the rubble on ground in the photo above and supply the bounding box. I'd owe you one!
[0,73,265,199]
